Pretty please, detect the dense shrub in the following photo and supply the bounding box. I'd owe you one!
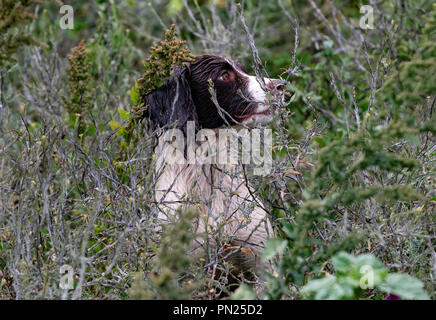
[0,0,434,300]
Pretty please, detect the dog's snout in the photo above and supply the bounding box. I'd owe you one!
[266,79,285,92]
[275,83,285,92]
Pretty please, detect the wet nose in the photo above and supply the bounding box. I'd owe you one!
[275,83,285,92]
[266,79,285,92]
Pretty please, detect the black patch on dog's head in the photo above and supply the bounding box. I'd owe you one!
[143,67,198,133]
[143,55,257,132]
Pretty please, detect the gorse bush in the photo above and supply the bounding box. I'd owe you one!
[0,0,434,300]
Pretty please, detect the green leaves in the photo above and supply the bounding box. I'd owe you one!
[301,276,353,300]
[301,252,429,300]
[64,40,95,140]
[231,284,257,300]
[0,0,43,67]
[117,107,131,120]
[107,108,131,138]
[301,252,386,300]
[263,238,288,261]
[376,6,436,111]
[136,24,195,98]
[129,82,140,105]
[380,274,430,300]
[333,252,387,289]
[87,124,96,136]
[108,120,121,131]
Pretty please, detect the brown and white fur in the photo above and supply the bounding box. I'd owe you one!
[143,55,283,279]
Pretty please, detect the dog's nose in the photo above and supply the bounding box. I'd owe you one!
[275,83,285,92]
[266,79,285,92]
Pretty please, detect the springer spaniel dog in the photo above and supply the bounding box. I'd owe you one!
[144,55,283,281]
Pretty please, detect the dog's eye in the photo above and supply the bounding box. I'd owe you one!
[218,71,232,81]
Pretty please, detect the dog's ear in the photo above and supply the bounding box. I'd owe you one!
[144,66,198,134]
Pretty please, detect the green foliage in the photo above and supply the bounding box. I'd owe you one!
[377,5,436,110]
[121,24,195,162]
[258,0,434,300]
[231,284,256,300]
[0,0,434,300]
[380,273,430,300]
[301,251,429,300]
[137,24,195,99]
[263,238,288,261]
[129,209,202,300]
[0,0,45,66]
[64,40,94,137]
[263,119,426,299]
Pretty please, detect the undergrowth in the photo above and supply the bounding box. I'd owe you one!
[0,0,434,300]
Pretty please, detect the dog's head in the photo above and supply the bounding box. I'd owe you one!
[143,54,284,132]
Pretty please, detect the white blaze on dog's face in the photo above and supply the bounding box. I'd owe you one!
[225,58,284,124]
[246,75,276,124]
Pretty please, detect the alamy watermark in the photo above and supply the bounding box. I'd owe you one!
[160,121,272,176]
[359,5,375,30]
[60,5,74,30]
[360,265,375,289]
[59,264,74,290]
